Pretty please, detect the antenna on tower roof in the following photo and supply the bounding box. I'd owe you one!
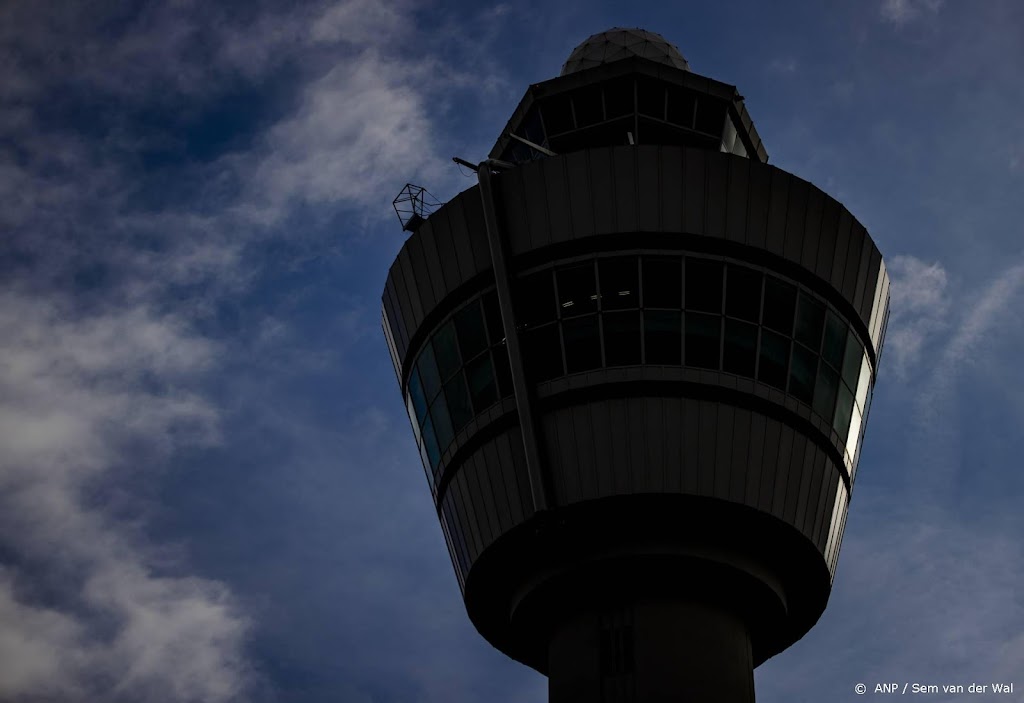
[392,184,442,233]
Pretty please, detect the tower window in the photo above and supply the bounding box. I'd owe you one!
[599,257,639,310]
[557,263,599,316]
[642,257,682,308]
[686,258,724,313]
[563,315,602,373]
[603,311,641,366]
[686,312,721,370]
[725,265,762,323]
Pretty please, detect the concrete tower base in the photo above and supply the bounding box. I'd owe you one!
[549,600,754,703]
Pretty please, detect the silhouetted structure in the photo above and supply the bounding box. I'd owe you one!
[381,28,889,702]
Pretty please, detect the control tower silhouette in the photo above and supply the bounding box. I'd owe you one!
[382,28,889,702]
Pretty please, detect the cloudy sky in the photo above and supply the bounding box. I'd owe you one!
[1,0,1021,701]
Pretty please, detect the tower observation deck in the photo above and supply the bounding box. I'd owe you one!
[381,28,890,702]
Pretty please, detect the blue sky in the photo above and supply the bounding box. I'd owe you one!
[0,1,1021,701]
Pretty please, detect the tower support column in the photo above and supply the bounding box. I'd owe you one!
[548,600,754,703]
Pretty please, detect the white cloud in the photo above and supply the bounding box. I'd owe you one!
[0,291,251,702]
[915,260,1024,424]
[241,51,445,221]
[884,255,950,378]
[0,0,510,698]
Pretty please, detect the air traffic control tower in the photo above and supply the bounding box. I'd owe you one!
[382,28,889,702]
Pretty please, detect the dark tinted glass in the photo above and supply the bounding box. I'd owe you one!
[599,257,639,310]
[465,355,498,414]
[758,329,789,390]
[686,313,721,370]
[637,76,665,119]
[421,414,439,468]
[543,94,574,134]
[789,344,817,404]
[822,312,846,369]
[431,398,454,452]
[794,294,825,350]
[763,278,796,334]
[445,374,474,432]
[522,325,563,382]
[642,257,681,308]
[454,301,488,360]
[604,77,634,119]
[572,85,603,127]
[667,86,696,127]
[686,258,724,313]
[520,107,546,145]
[483,291,504,344]
[418,345,442,400]
[557,263,598,316]
[814,364,839,419]
[433,321,461,380]
[834,383,854,440]
[644,310,682,364]
[563,315,602,373]
[492,346,513,397]
[723,319,757,377]
[408,368,428,424]
[694,96,727,135]
[603,311,641,366]
[725,265,762,322]
[842,334,862,388]
[516,271,557,328]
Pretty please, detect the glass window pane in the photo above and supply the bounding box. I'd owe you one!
[406,395,421,444]
[637,76,665,119]
[542,94,574,134]
[433,321,461,380]
[846,404,863,465]
[454,301,488,361]
[431,397,454,455]
[604,76,633,119]
[483,291,504,345]
[523,325,564,382]
[572,85,603,127]
[763,278,796,334]
[557,263,598,316]
[563,315,602,373]
[842,334,863,388]
[813,364,839,419]
[695,96,727,135]
[758,329,790,390]
[465,356,498,414]
[445,373,474,432]
[686,258,724,313]
[408,367,428,424]
[516,271,557,328]
[834,383,854,440]
[492,345,513,397]
[421,413,440,468]
[686,312,721,370]
[667,86,696,128]
[599,257,639,310]
[723,319,757,377]
[855,353,871,411]
[642,257,681,308]
[418,344,442,401]
[794,294,825,351]
[725,265,762,322]
[822,311,846,369]
[644,310,682,364]
[789,344,816,404]
[603,311,641,366]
